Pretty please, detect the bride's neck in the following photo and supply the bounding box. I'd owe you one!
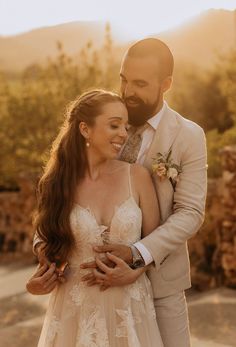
[86,153,110,181]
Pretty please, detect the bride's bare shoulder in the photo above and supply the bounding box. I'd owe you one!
[111,161,151,182]
[130,163,152,182]
[109,159,130,172]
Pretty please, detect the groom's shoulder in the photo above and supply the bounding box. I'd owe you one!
[168,105,205,136]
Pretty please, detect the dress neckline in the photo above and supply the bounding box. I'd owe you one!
[73,196,140,229]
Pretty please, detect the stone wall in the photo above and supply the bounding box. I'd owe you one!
[188,178,223,290]
[189,145,236,290]
[217,146,236,287]
[0,175,36,259]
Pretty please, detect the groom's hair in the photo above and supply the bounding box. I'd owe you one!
[127,38,174,80]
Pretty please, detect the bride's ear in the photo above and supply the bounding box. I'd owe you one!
[79,121,90,140]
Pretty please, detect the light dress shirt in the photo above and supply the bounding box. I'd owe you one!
[134,102,166,265]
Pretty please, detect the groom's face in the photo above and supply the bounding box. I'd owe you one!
[120,55,162,126]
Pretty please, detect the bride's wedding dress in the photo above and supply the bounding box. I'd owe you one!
[38,166,163,347]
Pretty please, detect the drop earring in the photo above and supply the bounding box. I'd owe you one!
[86,140,90,148]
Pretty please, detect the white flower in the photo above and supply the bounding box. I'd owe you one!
[152,149,182,189]
[167,167,179,180]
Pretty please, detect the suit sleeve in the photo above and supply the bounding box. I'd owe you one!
[32,231,43,255]
[140,125,207,270]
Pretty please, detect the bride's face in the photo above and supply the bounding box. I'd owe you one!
[87,101,128,160]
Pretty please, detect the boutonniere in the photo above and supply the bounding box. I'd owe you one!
[152,148,182,189]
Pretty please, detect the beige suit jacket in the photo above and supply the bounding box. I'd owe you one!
[141,104,207,298]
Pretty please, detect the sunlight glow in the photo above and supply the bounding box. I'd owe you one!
[0,0,235,38]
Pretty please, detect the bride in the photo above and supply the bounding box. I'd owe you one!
[29,89,163,347]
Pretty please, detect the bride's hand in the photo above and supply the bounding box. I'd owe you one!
[80,243,133,272]
[80,252,115,271]
[80,253,115,287]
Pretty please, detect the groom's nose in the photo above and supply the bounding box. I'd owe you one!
[123,83,135,99]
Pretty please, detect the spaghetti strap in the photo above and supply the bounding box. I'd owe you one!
[128,164,133,197]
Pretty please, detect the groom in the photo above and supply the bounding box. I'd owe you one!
[33,38,207,346]
[81,38,207,346]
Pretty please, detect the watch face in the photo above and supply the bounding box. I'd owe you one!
[133,259,144,268]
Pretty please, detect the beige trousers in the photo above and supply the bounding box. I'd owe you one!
[154,291,191,347]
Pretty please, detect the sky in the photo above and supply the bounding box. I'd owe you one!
[0,0,235,39]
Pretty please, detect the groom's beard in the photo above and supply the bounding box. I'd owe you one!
[123,91,161,127]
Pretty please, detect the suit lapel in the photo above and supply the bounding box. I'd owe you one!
[143,105,181,222]
[144,105,181,171]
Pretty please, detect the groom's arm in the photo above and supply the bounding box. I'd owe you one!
[32,232,43,255]
[137,124,207,270]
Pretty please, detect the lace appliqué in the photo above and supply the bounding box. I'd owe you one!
[69,282,88,306]
[109,197,142,244]
[126,280,145,302]
[116,308,141,347]
[145,293,157,320]
[77,308,109,347]
[45,315,61,344]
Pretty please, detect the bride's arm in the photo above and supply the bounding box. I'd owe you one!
[124,164,160,276]
[128,164,160,269]
[133,164,160,238]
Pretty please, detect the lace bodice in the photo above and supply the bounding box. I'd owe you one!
[69,196,142,266]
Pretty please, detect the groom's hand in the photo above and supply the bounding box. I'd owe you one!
[80,252,115,271]
[80,245,133,289]
[80,253,115,287]
[35,242,66,283]
[80,244,133,271]
[26,263,58,295]
[93,243,133,264]
[35,242,50,266]
[92,253,143,288]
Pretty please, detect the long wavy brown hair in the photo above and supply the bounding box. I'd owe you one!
[33,90,124,263]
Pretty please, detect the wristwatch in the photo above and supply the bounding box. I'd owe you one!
[130,245,145,269]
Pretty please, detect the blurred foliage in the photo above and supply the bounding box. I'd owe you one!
[169,57,234,133]
[169,50,236,177]
[0,25,119,188]
[205,50,236,177]
[0,24,235,188]
[207,126,236,178]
